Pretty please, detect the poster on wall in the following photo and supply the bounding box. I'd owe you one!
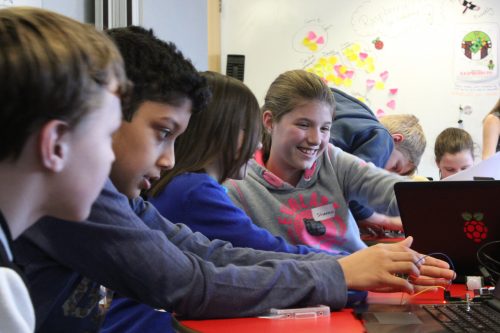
[454,23,499,96]
[0,0,41,8]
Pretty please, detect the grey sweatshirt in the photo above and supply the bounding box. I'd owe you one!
[226,144,403,254]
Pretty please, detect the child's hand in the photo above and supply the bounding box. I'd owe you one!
[337,237,455,294]
[410,255,455,291]
[358,212,403,231]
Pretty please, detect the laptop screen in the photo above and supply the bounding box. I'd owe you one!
[394,180,500,280]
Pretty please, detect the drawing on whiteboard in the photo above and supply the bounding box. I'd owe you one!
[462,31,492,60]
[302,31,325,52]
[292,24,329,53]
[304,42,398,116]
[458,105,473,128]
[460,0,480,14]
[372,37,385,50]
[351,0,446,37]
[455,24,498,88]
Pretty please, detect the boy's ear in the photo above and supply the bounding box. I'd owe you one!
[39,120,70,172]
[392,133,404,144]
[262,110,273,133]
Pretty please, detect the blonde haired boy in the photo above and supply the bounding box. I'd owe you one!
[379,114,427,176]
[0,7,127,332]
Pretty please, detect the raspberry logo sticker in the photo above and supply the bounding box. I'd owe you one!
[462,212,488,243]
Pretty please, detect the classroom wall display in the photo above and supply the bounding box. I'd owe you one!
[221,0,500,179]
[454,23,498,94]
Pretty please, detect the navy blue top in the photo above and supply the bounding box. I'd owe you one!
[330,87,394,220]
[150,172,345,255]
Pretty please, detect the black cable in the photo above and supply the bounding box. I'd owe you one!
[476,240,500,284]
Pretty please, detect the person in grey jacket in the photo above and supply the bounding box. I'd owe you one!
[13,27,455,333]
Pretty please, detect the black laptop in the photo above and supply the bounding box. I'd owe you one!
[394,180,500,281]
[357,278,500,332]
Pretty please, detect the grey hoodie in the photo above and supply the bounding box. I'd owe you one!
[226,144,403,254]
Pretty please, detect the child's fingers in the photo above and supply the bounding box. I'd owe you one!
[419,265,456,280]
[420,256,451,269]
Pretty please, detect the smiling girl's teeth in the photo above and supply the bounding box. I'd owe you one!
[299,148,315,154]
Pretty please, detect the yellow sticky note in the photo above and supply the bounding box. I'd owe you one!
[375,81,385,90]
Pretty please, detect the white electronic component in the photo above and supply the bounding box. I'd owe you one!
[268,305,330,319]
[466,276,483,291]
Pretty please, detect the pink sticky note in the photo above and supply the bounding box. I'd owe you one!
[366,79,375,89]
[334,64,342,74]
[380,71,389,81]
[307,31,317,40]
[316,36,324,44]
[389,88,398,95]
[345,70,354,78]
[359,52,368,60]
[376,109,385,117]
[387,100,396,109]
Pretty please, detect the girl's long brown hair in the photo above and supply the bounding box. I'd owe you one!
[148,71,261,197]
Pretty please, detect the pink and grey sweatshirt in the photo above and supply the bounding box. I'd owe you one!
[226,144,404,254]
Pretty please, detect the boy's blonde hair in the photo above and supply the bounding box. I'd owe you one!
[0,7,129,161]
[379,114,426,171]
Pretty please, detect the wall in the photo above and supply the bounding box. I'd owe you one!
[42,0,93,23]
[42,0,208,70]
[221,0,500,179]
[208,0,221,72]
[141,0,208,70]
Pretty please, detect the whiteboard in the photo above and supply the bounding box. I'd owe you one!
[221,0,500,179]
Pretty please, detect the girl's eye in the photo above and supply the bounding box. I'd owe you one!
[321,126,331,132]
[159,128,171,139]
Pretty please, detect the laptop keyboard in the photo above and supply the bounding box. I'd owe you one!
[423,304,500,332]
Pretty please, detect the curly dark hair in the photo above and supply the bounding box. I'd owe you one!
[106,26,211,121]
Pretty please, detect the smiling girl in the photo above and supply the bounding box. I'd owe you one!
[226,69,405,253]
[147,71,345,254]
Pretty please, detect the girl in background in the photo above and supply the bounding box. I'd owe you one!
[482,98,500,160]
[435,127,474,179]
